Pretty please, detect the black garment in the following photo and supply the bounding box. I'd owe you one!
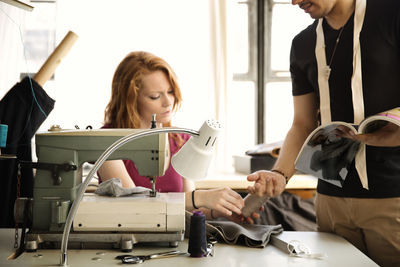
[290,0,400,198]
[0,77,55,227]
[255,192,317,231]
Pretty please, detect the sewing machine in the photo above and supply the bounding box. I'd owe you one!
[17,128,185,252]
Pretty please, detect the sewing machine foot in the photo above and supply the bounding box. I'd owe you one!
[169,241,178,247]
[121,240,133,252]
[25,240,38,252]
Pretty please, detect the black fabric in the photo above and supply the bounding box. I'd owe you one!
[290,0,400,198]
[0,77,55,227]
[254,192,317,231]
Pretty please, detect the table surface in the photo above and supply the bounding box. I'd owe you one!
[195,172,317,191]
[1,229,377,267]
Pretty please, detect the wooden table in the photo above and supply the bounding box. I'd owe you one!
[195,172,317,199]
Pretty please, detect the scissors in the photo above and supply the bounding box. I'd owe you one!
[116,250,187,264]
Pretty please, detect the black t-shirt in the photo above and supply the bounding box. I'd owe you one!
[290,0,400,198]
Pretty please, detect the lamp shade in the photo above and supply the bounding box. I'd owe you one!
[171,119,221,180]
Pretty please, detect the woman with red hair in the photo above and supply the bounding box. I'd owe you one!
[98,51,244,220]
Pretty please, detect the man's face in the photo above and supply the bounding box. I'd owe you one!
[292,0,336,19]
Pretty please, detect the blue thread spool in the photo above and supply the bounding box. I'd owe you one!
[188,211,207,257]
[0,124,8,148]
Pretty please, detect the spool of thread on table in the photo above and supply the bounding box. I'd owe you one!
[0,124,8,148]
[188,211,207,257]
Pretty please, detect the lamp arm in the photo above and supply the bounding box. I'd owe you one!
[60,127,199,266]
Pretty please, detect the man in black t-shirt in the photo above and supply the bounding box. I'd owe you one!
[245,1,400,266]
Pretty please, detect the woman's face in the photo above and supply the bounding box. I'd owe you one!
[137,70,175,128]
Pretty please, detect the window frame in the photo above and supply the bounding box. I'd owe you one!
[232,0,292,144]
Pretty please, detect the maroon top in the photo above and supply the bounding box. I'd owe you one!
[101,125,190,192]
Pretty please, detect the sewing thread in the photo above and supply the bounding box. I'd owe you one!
[188,211,207,257]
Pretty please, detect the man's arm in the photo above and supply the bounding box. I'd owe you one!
[247,93,319,197]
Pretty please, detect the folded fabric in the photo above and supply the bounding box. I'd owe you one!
[245,140,283,158]
[94,178,150,197]
[206,220,283,248]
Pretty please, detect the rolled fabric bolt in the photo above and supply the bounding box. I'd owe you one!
[241,193,269,218]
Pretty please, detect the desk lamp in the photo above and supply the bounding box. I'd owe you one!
[60,119,221,266]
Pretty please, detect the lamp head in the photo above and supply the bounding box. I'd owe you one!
[171,119,221,180]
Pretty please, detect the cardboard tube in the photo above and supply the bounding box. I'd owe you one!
[33,31,78,87]
[0,0,34,11]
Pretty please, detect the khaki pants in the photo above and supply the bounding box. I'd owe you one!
[315,193,400,267]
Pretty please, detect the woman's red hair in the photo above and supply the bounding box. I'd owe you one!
[104,51,184,145]
[105,51,182,128]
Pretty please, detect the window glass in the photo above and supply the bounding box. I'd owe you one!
[228,1,249,74]
[265,2,313,144]
[228,81,256,155]
[270,4,313,73]
[265,82,293,143]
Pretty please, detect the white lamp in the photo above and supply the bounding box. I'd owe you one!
[60,119,221,266]
[172,119,221,180]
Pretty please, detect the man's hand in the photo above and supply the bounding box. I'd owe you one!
[337,123,400,147]
[246,170,286,198]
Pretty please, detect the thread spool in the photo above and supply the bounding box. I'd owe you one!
[0,124,8,148]
[188,211,207,257]
[241,193,269,218]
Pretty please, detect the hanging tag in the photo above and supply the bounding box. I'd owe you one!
[324,66,331,80]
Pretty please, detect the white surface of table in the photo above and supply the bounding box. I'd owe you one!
[0,229,378,267]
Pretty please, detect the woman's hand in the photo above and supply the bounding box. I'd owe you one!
[246,170,286,198]
[195,187,244,217]
[211,207,264,224]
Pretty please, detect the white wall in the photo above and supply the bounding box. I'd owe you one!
[50,0,214,131]
[0,3,26,98]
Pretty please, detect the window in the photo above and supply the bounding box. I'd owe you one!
[230,0,312,144]
[265,1,312,143]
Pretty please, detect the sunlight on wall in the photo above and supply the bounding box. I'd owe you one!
[45,0,213,132]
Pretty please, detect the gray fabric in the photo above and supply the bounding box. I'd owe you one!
[94,178,150,197]
[185,211,283,248]
[206,221,283,248]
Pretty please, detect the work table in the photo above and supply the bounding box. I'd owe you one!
[1,229,377,266]
[195,172,317,199]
